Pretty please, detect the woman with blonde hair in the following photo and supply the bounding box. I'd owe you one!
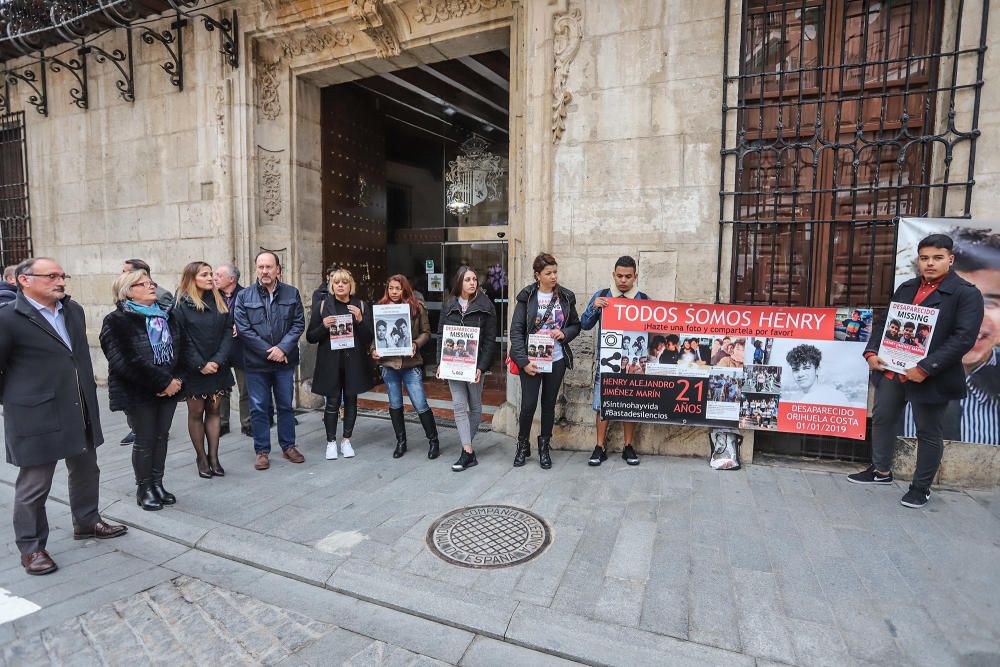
[306,267,374,460]
[172,261,235,478]
[100,269,188,510]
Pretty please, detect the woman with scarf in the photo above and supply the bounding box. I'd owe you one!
[372,275,438,459]
[100,270,189,511]
[172,262,235,478]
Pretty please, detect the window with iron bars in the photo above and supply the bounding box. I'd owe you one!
[0,110,30,268]
[718,0,988,460]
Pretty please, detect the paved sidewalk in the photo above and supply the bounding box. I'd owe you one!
[0,392,998,666]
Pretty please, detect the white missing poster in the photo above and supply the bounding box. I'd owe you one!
[877,301,938,372]
[373,304,413,357]
[329,315,354,350]
[440,325,480,381]
[528,333,553,373]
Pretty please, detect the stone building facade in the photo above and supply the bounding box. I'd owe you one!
[2,0,997,462]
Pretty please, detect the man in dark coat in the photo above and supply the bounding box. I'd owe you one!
[215,263,251,436]
[233,252,305,470]
[0,265,16,306]
[0,258,127,575]
[850,235,984,508]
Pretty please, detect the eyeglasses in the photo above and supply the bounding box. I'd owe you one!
[132,281,158,289]
[25,273,70,281]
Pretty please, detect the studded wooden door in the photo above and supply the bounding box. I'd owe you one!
[321,86,387,304]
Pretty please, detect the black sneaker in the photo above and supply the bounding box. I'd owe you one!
[622,444,640,466]
[452,450,478,472]
[588,445,608,466]
[900,486,930,508]
[847,465,893,485]
[120,431,135,446]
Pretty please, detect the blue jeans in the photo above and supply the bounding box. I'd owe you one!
[381,366,430,413]
[245,368,296,454]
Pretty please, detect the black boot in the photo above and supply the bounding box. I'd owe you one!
[150,436,176,505]
[133,442,163,511]
[390,407,407,458]
[418,409,440,459]
[512,436,531,467]
[538,436,552,470]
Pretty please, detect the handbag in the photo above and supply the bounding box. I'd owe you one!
[507,288,559,375]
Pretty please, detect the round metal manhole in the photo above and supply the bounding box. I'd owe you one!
[426,505,551,569]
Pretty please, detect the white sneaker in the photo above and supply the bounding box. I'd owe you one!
[341,439,355,458]
[325,441,338,460]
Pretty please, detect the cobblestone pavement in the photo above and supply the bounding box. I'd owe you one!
[0,392,998,666]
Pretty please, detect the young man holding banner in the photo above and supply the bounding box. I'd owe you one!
[580,256,650,467]
[850,234,984,508]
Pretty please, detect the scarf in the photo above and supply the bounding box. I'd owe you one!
[609,283,641,299]
[125,300,174,365]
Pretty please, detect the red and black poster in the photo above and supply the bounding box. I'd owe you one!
[598,300,870,440]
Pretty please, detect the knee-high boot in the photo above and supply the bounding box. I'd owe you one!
[134,441,162,511]
[390,407,407,458]
[417,409,439,459]
[150,435,176,505]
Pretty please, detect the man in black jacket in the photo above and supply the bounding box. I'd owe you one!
[849,235,984,508]
[233,252,305,470]
[0,265,16,306]
[215,263,250,436]
[0,258,127,576]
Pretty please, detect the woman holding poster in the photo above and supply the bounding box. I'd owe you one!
[372,275,439,460]
[437,266,497,472]
[306,268,374,461]
[509,253,581,470]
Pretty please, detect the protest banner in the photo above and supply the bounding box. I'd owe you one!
[373,304,413,357]
[528,333,553,373]
[599,299,869,440]
[877,302,937,371]
[440,325,479,381]
[329,315,354,350]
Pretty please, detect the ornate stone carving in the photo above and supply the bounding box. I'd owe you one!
[445,135,506,214]
[259,149,282,219]
[257,57,280,121]
[413,0,508,24]
[280,29,353,58]
[551,6,583,143]
[349,0,401,58]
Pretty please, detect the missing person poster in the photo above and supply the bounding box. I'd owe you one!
[877,302,937,371]
[599,299,870,439]
[440,325,479,381]
[894,217,1000,445]
[373,304,413,357]
[528,333,553,373]
[329,315,354,350]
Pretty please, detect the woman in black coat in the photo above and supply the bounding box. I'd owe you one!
[436,265,497,472]
[172,262,236,478]
[100,270,189,511]
[306,267,374,460]
[508,252,581,470]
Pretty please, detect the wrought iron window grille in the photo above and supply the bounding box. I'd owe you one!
[0,0,239,116]
[717,0,989,309]
[0,110,30,268]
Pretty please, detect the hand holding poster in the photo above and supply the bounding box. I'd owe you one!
[599,299,869,440]
[528,333,553,373]
[440,325,479,381]
[877,301,938,371]
[329,315,354,350]
[373,304,413,357]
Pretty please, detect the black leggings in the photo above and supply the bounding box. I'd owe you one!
[324,367,358,440]
[517,358,567,439]
[129,400,177,482]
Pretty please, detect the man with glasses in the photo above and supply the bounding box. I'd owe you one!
[0,258,127,575]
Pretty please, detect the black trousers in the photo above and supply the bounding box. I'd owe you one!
[130,400,177,484]
[518,358,567,439]
[324,367,358,441]
[14,447,101,556]
[871,376,948,490]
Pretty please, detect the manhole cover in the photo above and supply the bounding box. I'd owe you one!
[426,505,551,569]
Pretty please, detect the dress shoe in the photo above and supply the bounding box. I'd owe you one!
[255,452,270,470]
[241,425,253,437]
[282,447,305,463]
[219,424,230,437]
[74,521,128,540]
[196,456,212,479]
[21,550,57,576]
[209,459,225,477]
[136,481,163,511]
